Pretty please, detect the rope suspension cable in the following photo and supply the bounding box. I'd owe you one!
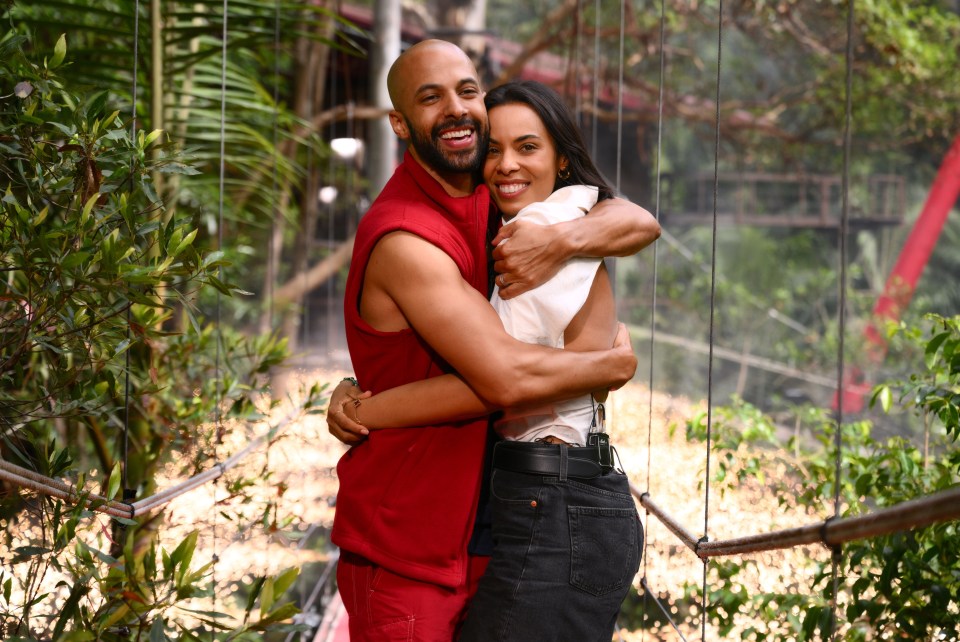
[4,416,954,538]
[829,1,856,638]
[614,0,624,194]
[122,0,142,501]
[591,0,600,159]
[0,413,299,519]
[212,0,230,626]
[573,0,583,121]
[640,0,668,636]
[267,0,281,331]
[699,0,725,637]
[634,482,960,557]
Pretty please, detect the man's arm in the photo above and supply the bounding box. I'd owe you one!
[325,322,634,443]
[493,197,660,299]
[366,231,636,409]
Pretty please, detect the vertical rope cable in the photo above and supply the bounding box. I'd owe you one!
[212,0,229,630]
[267,0,281,331]
[574,0,583,122]
[641,0,667,637]
[122,0,142,495]
[591,0,601,159]
[701,0,725,638]
[615,0,625,193]
[830,1,855,638]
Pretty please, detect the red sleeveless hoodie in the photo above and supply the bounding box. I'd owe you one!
[332,152,492,588]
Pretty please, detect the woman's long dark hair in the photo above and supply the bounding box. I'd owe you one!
[484,80,614,201]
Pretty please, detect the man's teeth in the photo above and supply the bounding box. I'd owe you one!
[441,129,472,139]
[499,184,526,195]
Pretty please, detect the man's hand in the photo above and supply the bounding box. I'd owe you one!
[492,197,660,301]
[326,379,371,445]
[608,323,637,390]
[492,218,567,300]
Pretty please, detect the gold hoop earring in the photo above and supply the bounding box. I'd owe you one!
[558,166,571,180]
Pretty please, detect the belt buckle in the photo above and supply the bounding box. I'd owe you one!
[587,432,613,472]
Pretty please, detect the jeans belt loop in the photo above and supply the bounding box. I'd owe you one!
[558,445,568,482]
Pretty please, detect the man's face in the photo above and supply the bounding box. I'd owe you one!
[391,46,490,177]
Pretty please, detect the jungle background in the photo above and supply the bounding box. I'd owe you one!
[1,0,959,639]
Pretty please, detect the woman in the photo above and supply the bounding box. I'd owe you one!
[336,80,643,641]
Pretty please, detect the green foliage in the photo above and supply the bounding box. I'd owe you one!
[1,28,309,641]
[657,315,960,640]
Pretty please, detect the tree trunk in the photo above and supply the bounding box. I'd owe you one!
[279,11,336,352]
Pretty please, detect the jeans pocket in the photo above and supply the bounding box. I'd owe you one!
[567,505,641,596]
[490,468,541,504]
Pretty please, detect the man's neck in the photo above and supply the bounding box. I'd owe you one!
[409,151,477,197]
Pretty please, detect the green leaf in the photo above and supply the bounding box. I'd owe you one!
[50,34,67,69]
[52,581,89,640]
[925,331,950,369]
[272,567,300,597]
[244,575,266,618]
[170,228,197,258]
[260,577,275,618]
[61,251,91,269]
[106,461,122,499]
[80,192,99,226]
[878,386,893,413]
[149,617,169,642]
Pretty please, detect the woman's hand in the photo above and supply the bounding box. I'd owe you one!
[326,378,371,445]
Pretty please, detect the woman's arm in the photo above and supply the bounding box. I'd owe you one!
[327,373,498,442]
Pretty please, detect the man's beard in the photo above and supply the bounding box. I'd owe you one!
[406,116,489,176]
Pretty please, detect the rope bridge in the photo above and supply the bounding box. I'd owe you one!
[0,416,295,521]
[4,1,959,641]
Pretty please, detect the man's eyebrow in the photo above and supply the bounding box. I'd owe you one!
[413,78,480,97]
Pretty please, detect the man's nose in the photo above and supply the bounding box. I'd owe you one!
[443,95,468,119]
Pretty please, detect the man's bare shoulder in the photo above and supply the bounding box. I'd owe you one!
[369,230,457,273]
[362,230,481,333]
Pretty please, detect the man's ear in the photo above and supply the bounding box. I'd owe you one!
[389,110,409,140]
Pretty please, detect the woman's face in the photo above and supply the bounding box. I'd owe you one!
[483,103,566,219]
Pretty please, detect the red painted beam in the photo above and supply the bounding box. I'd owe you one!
[838,133,960,412]
[866,133,960,351]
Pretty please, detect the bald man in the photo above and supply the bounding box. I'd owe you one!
[330,40,658,641]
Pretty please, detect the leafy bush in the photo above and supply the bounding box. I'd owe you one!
[637,315,960,640]
[1,30,313,640]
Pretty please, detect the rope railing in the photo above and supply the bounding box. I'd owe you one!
[632,482,960,560]
[0,413,296,520]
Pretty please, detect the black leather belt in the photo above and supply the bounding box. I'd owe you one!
[492,440,615,479]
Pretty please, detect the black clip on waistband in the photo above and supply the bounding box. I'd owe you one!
[587,432,614,472]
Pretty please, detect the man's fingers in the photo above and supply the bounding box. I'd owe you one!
[613,322,632,348]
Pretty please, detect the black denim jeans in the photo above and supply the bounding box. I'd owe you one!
[458,456,643,642]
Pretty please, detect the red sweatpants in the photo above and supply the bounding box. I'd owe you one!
[337,551,489,642]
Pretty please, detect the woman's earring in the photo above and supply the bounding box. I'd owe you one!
[558,166,571,180]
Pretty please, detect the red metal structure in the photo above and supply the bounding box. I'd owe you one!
[838,133,960,412]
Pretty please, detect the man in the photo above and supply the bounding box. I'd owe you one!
[330,39,659,641]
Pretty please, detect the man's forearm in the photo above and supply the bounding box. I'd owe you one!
[478,326,636,409]
[563,197,661,259]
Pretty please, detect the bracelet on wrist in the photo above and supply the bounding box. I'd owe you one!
[341,376,359,387]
